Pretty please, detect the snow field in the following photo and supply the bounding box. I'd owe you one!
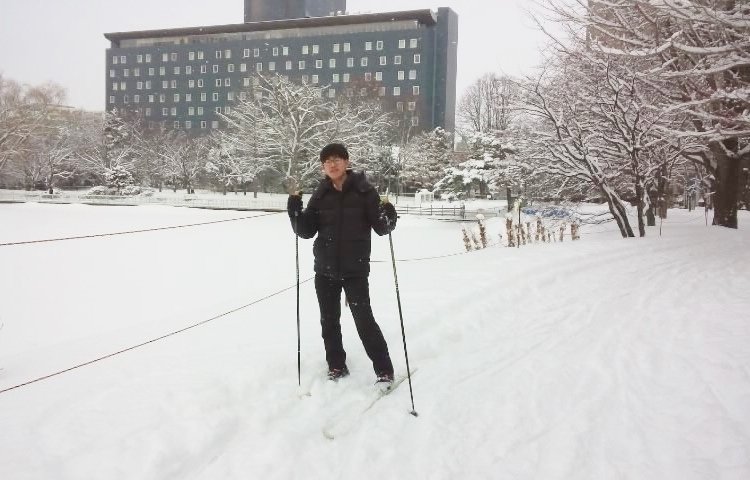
[0,203,749,479]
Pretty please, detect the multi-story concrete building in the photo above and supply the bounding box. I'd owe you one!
[104,1,458,135]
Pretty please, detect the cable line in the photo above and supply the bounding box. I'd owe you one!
[0,211,283,247]
[0,276,314,396]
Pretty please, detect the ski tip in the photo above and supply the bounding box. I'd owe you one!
[409,410,419,418]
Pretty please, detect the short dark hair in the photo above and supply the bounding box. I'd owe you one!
[319,143,349,163]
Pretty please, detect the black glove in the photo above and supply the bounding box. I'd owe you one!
[382,202,397,228]
[287,194,303,217]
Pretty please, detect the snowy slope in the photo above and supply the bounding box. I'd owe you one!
[0,203,748,480]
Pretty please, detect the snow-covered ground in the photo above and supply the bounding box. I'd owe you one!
[0,203,748,480]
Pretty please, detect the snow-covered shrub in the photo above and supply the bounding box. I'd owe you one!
[121,185,142,196]
[461,225,473,252]
[85,186,118,196]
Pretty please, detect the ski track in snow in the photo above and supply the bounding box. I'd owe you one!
[0,203,749,479]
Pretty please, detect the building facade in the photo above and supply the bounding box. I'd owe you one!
[244,0,347,23]
[104,6,458,135]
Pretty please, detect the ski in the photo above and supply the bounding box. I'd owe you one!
[322,368,418,440]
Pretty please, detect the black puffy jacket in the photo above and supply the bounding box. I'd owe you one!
[289,170,394,278]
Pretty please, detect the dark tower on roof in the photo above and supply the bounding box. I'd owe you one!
[244,0,347,23]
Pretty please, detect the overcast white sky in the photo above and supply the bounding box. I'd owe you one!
[0,0,556,111]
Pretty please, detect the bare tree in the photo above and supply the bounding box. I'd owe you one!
[458,73,520,133]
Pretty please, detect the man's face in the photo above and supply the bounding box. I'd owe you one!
[322,155,350,182]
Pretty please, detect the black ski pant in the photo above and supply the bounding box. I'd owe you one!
[314,274,393,376]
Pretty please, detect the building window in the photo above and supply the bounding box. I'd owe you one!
[137,81,143,90]
[398,71,405,80]
[240,91,246,101]
[212,121,219,129]
[360,87,367,96]
[225,49,231,59]
[170,80,176,88]
[197,51,204,60]
[243,77,251,86]
[186,66,192,75]
[312,45,319,54]
[399,39,406,49]
[224,106,231,114]
[378,86,386,96]
[312,74,319,84]
[145,107,151,116]
[347,57,354,68]
[343,73,350,83]
[159,66,165,75]
[186,93,192,102]
[286,60,293,70]
[174,121,180,128]
[197,79,203,87]
[215,50,222,59]
[302,45,309,55]
[243,48,250,58]
[145,54,152,63]
[301,74,309,84]
[109,95,115,104]
[148,94,154,103]
[197,106,204,115]
[361,57,368,67]
[329,59,336,68]
[215,107,222,114]
[411,116,419,126]
[112,56,118,65]
[394,55,402,65]
[227,92,234,101]
[110,69,115,78]
[201,121,207,129]
[332,73,340,83]
[410,39,418,48]
[380,56,387,66]
[134,68,140,77]
[148,67,155,76]
[315,59,322,69]
[397,102,404,112]
[254,48,260,57]
[159,93,165,102]
[123,69,129,77]
[145,80,151,89]
[256,63,263,72]
[365,41,372,51]
[414,54,421,64]
[213,92,219,101]
[296,60,303,70]
[393,86,401,96]
[241,63,247,72]
[162,53,168,62]
[173,67,179,75]
[283,46,289,56]
[120,81,127,90]
[228,64,235,72]
[344,42,350,52]
[113,82,119,91]
[174,93,180,102]
[185,120,192,129]
[162,107,168,115]
[224,78,230,86]
[272,47,279,56]
[137,54,143,63]
[375,71,383,81]
[376,40,384,51]
[409,70,417,80]
[269,62,275,71]
[120,55,126,64]
[408,101,416,111]
[213,65,219,73]
[328,89,335,98]
[189,51,195,60]
[413,85,420,95]
[333,43,340,53]
[364,72,372,81]
[162,80,168,89]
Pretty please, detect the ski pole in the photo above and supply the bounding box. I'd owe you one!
[388,228,418,417]
[295,211,301,387]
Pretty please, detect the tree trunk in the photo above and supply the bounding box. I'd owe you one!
[710,138,740,228]
[634,177,646,237]
[600,184,635,238]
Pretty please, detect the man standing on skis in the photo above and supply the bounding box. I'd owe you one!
[287,143,398,387]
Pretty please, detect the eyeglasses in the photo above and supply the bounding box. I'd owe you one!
[322,157,346,165]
